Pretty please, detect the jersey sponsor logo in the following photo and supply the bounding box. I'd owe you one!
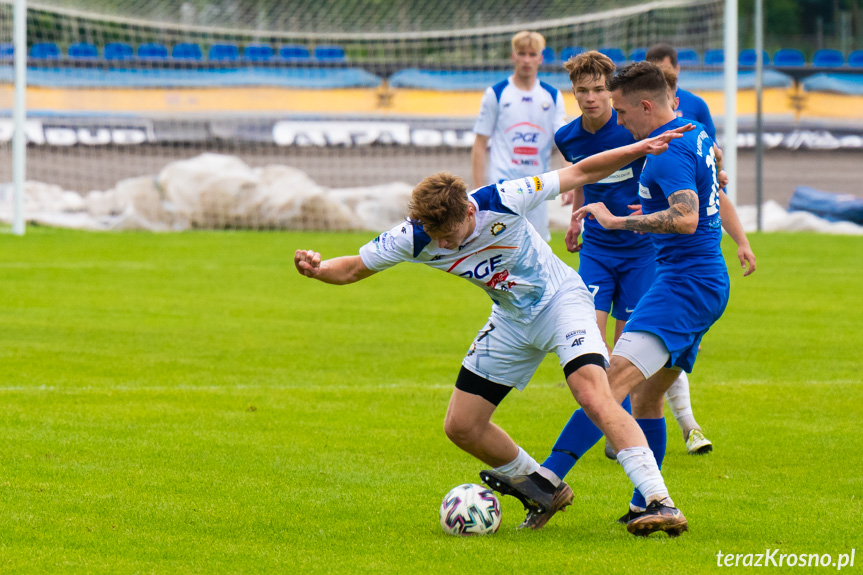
[490,222,506,236]
[373,232,397,253]
[542,101,551,111]
[458,254,504,280]
[512,158,540,166]
[522,97,533,103]
[566,329,587,340]
[597,167,634,184]
[569,154,586,163]
[512,131,540,143]
[521,177,536,194]
[532,176,543,192]
[486,269,516,291]
[570,337,585,347]
[502,102,511,109]
[638,183,652,199]
[513,146,539,155]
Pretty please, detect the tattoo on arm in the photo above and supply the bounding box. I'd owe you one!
[622,190,699,233]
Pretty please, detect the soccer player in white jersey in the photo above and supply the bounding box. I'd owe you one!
[295,124,694,537]
[471,30,567,241]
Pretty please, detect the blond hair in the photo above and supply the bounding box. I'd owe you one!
[511,31,545,53]
[408,172,469,234]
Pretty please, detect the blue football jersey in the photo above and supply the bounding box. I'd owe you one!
[638,117,725,272]
[676,88,716,141]
[555,110,654,258]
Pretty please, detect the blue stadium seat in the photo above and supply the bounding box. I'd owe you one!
[704,49,724,65]
[813,49,844,67]
[739,49,770,66]
[104,42,134,61]
[599,47,626,65]
[30,42,60,60]
[629,47,647,61]
[314,45,346,62]
[541,47,557,63]
[172,43,203,61]
[279,44,311,61]
[243,44,274,62]
[849,50,863,67]
[68,42,98,60]
[773,48,805,66]
[560,46,586,62]
[0,42,12,60]
[677,48,700,66]
[137,42,169,60]
[208,44,240,61]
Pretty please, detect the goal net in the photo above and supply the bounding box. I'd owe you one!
[0,0,724,231]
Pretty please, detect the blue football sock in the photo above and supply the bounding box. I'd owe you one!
[621,394,632,414]
[630,417,667,509]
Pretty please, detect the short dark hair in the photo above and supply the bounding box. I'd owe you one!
[645,43,678,67]
[606,61,669,106]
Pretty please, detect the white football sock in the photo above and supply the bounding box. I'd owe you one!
[617,446,673,507]
[494,446,540,476]
[665,371,699,434]
[536,466,562,487]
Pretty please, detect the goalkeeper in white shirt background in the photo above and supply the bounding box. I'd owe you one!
[471,30,568,242]
[295,124,694,537]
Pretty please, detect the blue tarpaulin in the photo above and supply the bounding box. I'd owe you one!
[789,186,863,224]
[802,73,863,95]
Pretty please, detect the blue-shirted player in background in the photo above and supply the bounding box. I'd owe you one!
[485,62,738,537]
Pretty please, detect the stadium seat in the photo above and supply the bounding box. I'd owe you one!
[243,44,275,62]
[677,48,700,66]
[560,46,586,62]
[30,42,60,60]
[137,42,169,60]
[599,47,626,65]
[171,43,203,61]
[739,49,770,66]
[541,47,557,63]
[704,49,724,65]
[68,42,98,60]
[849,50,863,67]
[813,49,844,67]
[0,42,12,60]
[314,45,347,62]
[629,47,647,61]
[104,42,134,61]
[279,44,311,61]
[773,48,805,66]
[208,43,240,62]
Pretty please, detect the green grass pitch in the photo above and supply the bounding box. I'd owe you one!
[1,228,860,573]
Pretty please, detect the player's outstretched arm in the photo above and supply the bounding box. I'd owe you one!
[294,250,377,285]
[575,189,699,235]
[557,124,693,193]
[718,191,756,276]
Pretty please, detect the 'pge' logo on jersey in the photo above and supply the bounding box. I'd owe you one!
[459,254,503,279]
[512,132,539,143]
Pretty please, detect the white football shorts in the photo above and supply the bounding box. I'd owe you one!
[461,278,608,390]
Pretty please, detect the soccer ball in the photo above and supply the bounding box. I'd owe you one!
[439,483,501,536]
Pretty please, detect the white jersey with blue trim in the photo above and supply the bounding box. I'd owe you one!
[358,171,581,320]
[473,76,567,183]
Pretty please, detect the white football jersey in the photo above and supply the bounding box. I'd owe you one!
[473,76,567,240]
[358,171,583,320]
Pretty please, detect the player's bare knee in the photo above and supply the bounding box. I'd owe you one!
[443,414,480,447]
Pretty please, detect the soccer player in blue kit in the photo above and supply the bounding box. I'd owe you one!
[557,52,755,460]
[484,61,737,537]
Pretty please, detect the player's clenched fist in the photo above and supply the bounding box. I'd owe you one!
[295,249,322,277]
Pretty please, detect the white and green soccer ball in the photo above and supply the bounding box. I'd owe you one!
[439,483,501,536]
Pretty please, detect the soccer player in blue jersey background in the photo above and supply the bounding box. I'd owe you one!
[486,61,741,536]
